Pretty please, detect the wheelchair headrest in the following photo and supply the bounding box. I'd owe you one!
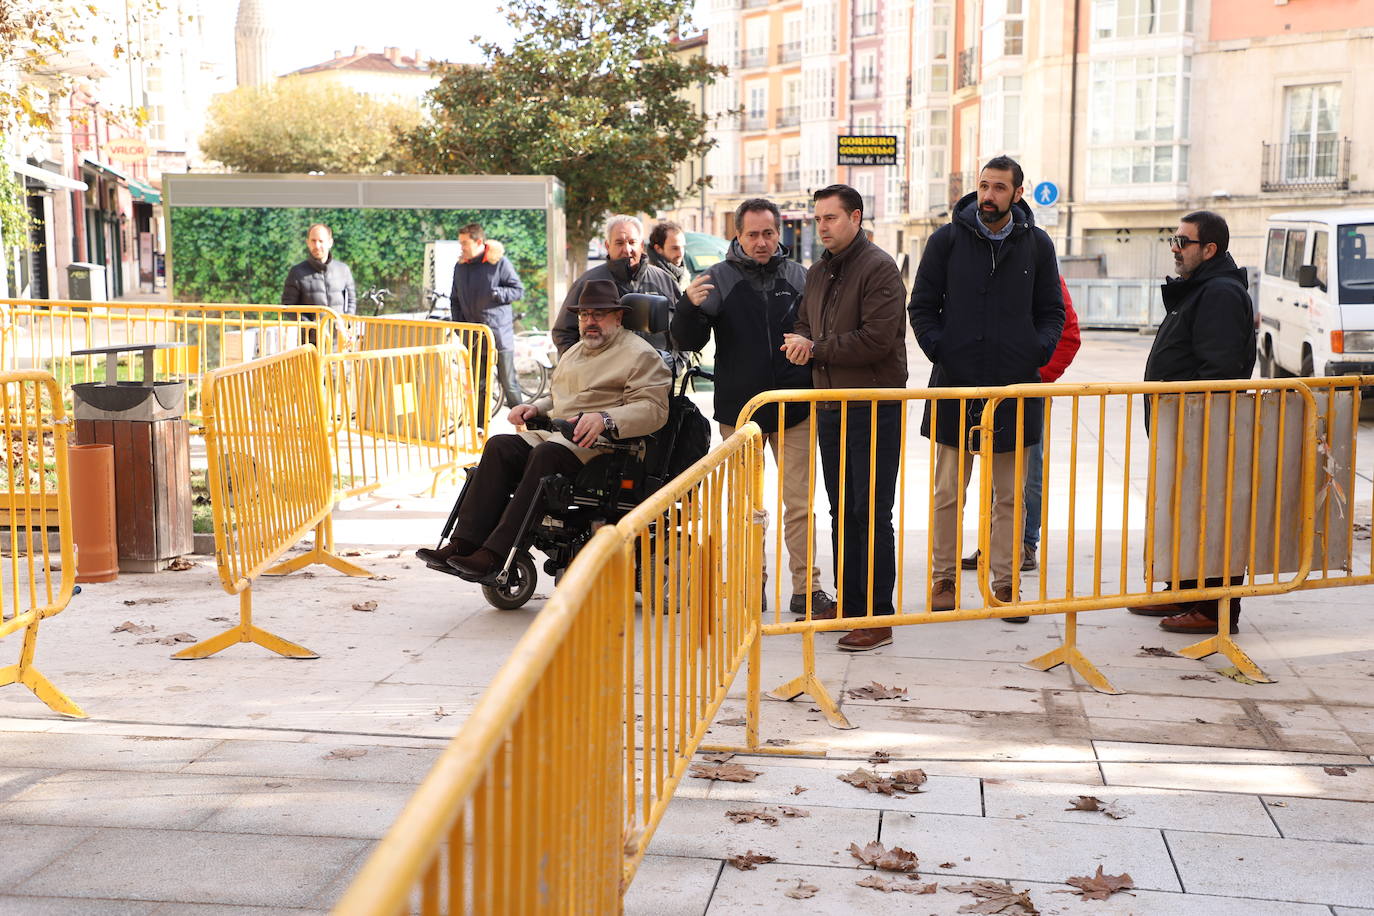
[620,293,671,335]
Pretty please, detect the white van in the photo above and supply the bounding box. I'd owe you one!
[1257,209,1374,378]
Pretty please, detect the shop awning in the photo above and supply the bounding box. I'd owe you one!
[129,177,161,204]
[79,153,130,181]
[8,159,88,192]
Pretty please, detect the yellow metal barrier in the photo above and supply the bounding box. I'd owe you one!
[732,378,1368,724]
[334,425,766,915]
[0,299,345,426]
[0,370,81,717]
[322,343,486,500]
[177,346,370,661]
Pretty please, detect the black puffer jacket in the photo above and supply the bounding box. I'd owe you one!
[281,257,356,314]
[908,193,1064,451]
[670,240,811,432]
[1144,252,1255,382]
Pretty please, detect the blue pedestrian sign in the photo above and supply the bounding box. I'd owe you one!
[1033,181,1059,207]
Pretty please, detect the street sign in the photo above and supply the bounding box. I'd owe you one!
[106,137,150,163]
[1032,181,1059,207]
[837,135,898,166]
[1034,207,1059,227]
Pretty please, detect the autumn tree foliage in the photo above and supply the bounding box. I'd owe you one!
[401,0,724,265]
[200,81,419,174]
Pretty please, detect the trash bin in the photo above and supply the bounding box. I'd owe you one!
[71,342,193,572]
[66,262,107,300]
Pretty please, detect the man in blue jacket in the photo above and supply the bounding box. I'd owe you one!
[909,156,1064,622]
[450,222,525,409]
[671,198,836,618]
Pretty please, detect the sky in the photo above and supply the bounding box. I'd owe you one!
[198,0,518,74]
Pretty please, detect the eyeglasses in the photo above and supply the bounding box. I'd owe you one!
[1165,236,1202,249]
[577,308,619,321]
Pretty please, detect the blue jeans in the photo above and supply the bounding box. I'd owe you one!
[1022,436,1043,550]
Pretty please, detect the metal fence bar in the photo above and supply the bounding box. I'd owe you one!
[0,370,80,717]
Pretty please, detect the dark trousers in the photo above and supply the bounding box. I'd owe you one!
[817,402,902,618]
[477,348,523,411]
[1172,576,1245,622]
[453,434,582,557]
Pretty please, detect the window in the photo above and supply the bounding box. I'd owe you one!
[1337,224,1374,305]
[1004,19,1024,55]
[1265,228,1286,277]
[1283,84,1341,182]
[981,76,1022,156]
[1093,0,1190,39]
[1313,231,1329,290]
[1282,229,1308,282]
[1087,55,1190,185]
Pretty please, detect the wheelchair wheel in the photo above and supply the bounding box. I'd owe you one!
[482,553,538,610]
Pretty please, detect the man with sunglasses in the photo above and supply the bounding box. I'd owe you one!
[1133,210,1255,633]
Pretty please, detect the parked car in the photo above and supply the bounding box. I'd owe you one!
[1257,208,1374,378]
[683,232,729,278]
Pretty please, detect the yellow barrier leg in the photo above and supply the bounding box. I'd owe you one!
[766,629,854,730]
[745,627,761,751]
[1024,611,1121,695]
[0,625,86,717]
[265,519,372,578]
[174,590,319,660]
[1175,599,1273,683]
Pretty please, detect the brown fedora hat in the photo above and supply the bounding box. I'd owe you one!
[569,278,626,310]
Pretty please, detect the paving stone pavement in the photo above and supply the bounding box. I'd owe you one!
[2,331,1373,913]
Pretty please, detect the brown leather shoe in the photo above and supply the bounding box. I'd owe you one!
[448,547,498,578]
[994,585,1029,624]
[416,539,478,567]
[930,578,956,612]
[1128,601,1196,617]
[1160,609,1239,633]
[837,626,893,652]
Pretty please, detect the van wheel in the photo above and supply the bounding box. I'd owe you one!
[1301,348,1315,378]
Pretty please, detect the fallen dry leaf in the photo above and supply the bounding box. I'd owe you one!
[1269,801,1288,807]
[385,551,401,559]
[1065,795,1132,819]
[846,681,908,700]
[782,879,818,899]
[112,620,155,635]
[945,879,1040,914]
[868,750,892,764]
[838,767,927,796]
[778,805,810,818]
[726,808,779,826]
[368,575,395,582]
[764,738,791,747]
[167,557,195,571]
[701,752,734,763]
[856,874,938,894]
[689,763,761,783]
[939,862,956,868]
[718,716,747,726]
[726,850,774,871]
[849,840,919,872]
[1063,866,1134,901]
[351,601,378,612]
[1179,674,1216,681]
[1324,766,1354,776]
[1136,646,1178,658]
[122,597,169,606]
[342,549,364,557]
[791,785,809,795]
[136,632,197,645]
[206,616,231,622]
[434,707,451,718]
[1216,665,1261,685]
[264,781,288,788]
[323,748,368,761]
[1001,686,1035,692]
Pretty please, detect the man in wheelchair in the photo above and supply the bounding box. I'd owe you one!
[415,279,675,602]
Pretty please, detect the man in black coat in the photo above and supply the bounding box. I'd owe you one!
[1131,210,1256,634]
[282,224,356,343]
[671,198,835,619]
[450,222,525,409]
[908,156,1064,621]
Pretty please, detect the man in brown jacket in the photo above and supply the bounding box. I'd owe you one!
[420,279,671,578]
[782,185,909,651]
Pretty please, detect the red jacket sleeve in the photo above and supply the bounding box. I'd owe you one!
[1039,278,1081,382]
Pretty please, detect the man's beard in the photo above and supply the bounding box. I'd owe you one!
[581,326,613,349]
[978,201,1010,225]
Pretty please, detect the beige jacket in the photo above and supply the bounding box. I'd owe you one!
[522,325,671,462]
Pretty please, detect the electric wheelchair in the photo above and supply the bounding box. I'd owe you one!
[419,294,711,610]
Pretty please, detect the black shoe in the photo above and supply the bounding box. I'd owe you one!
[448,547,498,578]
[790,589,837,617]
[960,550,980,570]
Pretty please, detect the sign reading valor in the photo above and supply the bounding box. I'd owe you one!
[837,135,898,166]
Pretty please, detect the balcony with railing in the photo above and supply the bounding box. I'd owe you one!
[776,106,800,128]
[1261,138,1351,192]
[738,46,769,69]
[956,48,978,90]
[744,110,769,131]
[776,171,802,192]
[743,0,770,7]
[855,11,878,36]
[853,79,878,101]
[741,174,768,194]
[778,40,802,63]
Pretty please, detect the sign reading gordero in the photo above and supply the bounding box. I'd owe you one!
[837,135,898,166]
